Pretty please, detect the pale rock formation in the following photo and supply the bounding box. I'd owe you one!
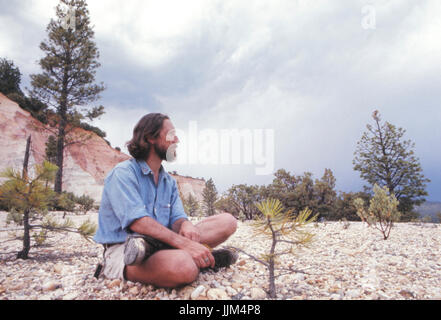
[0,93,206,204]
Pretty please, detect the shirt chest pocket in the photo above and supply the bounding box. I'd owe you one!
[156,203,171,217]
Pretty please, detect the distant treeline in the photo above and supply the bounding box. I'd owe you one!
[414,201,441,223]
[212,168,423,223]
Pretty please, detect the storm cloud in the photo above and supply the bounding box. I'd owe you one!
[1,0,440,200]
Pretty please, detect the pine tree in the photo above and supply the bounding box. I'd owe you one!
[0,58,22,95]
[353,111,430,220]
[186,193,200,217]
[0,161,96,259]
[202,178,218,216]
[313,168,337,220]
[226,198,317,298]
[30,0,105,193]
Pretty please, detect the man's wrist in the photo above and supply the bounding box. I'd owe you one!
[172,218,190,233]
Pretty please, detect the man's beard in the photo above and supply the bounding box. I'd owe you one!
[153,143,177,162]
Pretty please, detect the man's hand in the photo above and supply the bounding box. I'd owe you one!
[184,239,215,269]
[178,220,201,243]
[175,219,214,268]
[130,216,214,268]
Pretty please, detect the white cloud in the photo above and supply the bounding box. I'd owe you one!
[87,0,209,68]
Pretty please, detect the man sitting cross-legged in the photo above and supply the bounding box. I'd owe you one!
[93,113,238,288]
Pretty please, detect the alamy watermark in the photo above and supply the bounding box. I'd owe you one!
[361,5,376,30]
[165,121,275,176]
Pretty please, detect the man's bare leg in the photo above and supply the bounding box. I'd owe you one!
[194,213,237,248]
[125,249,199,288]
[125,213,237,288]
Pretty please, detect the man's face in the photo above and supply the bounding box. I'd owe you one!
[152,119,179,162]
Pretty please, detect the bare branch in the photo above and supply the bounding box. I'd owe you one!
[222,245,269,267]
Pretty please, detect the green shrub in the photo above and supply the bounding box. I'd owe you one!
[354,184,400,240]
[76,194,95,214]
[51,192,76,212]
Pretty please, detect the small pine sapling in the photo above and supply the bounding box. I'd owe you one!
[0,161,97,259]
[354,184,400,240]
[227,198,317,298]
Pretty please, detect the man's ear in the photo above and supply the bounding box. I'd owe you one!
[146,136,156,145]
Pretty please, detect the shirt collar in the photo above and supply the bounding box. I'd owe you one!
[137,159,167,180]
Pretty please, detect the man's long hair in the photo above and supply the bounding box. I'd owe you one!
[126,113,169,160]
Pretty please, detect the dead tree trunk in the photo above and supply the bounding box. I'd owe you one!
[22,135,31,179]
[17,136,32,259]
[16,208,31,260]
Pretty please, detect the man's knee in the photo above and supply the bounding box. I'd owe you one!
[169,250,199,284]
[220,213,237,236]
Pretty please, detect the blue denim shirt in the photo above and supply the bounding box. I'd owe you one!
[93,158,188,244]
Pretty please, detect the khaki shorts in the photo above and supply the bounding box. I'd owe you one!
[102,243,126,281]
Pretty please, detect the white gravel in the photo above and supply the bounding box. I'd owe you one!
[1,211,440,300]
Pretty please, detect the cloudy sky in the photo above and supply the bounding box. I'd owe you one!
[1,0,440,200]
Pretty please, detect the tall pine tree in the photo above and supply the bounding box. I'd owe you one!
[353,110,430,220]
[30,0,105,193]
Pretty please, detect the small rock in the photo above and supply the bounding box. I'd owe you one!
[206,288,229,300]
[293,273,305,281]
[377,291,391,299]
[179,286,195,300]
[221,279,231,286]
[63,292,78,300]
[129,286,139,295]
[226,286,238,296]
[33,285,43,292]
[237,260,247,266]
[10,283,26,291]
[140,286,149,295]
[43,281,62,292]
[231,282,242,290]
[106,279,121,289]
[345,289,361,299]
[169,289,177,299]
[328,286,340,294]
[399,290,414,299]
[120,282,129,293]
[191,285,206,300]
[53,264,64,274]
[250,288,267,300]
[231,292,244,300]
[39,294,52,300]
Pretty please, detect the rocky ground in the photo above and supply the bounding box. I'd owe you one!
[0,210,440,300]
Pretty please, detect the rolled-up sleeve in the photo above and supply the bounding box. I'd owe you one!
[105,167,152,231]
[168,179,189,228]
